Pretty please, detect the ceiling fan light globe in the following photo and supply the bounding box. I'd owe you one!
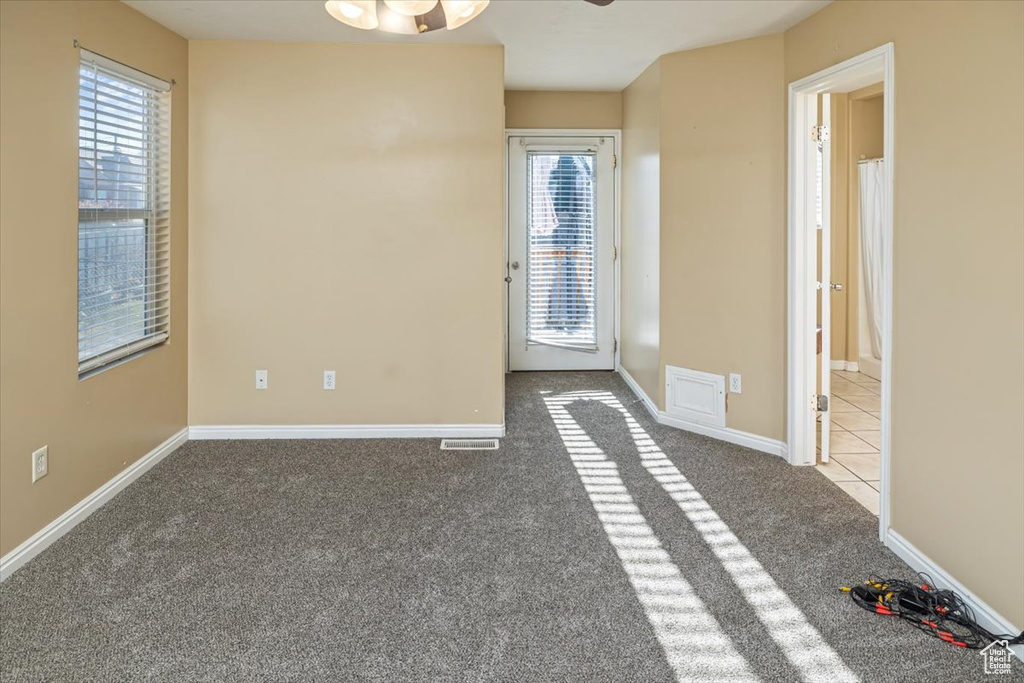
[324,0,378,29]
[377,4,421,34]
[384,0,439,16]
[440,0,489,29]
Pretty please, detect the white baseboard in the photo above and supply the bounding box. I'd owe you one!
[886,529,1022,655]
[830,360,860,372]
[188,424,506,440]
[617,368,785,458]
[658,413,786,457]
[617,366,659,420]
[0,427,189,582]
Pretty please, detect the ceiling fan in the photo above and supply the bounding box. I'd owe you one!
[326,0,615,35]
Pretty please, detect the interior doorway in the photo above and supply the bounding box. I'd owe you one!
[506,132,619,371]
[787,45,895,540]
[814,85,887,515]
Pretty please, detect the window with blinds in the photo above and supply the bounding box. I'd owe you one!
[78,50,171,375]
[526,152,597,350]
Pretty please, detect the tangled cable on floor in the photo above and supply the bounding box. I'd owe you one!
[842,573,1024,649]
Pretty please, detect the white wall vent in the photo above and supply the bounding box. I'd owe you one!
[440,438,500,451]
[665,366,726,427]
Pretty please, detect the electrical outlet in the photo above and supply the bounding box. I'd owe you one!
[255,370,268,390]
[31,446,48,483]
[323,370,336,390]
[729,373,742,394]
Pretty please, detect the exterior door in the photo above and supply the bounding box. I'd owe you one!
[508,136,615,371]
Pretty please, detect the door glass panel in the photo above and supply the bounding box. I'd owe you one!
[526,152,597,350]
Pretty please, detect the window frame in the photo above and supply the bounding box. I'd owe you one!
[77,49,172,377]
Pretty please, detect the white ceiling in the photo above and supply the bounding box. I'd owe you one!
[123,0,829,90]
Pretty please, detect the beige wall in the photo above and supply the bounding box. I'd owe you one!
[621,35,787,432]
[829,93,850,362]
[504,90,622,129]
[188,41,505,427]
[845,90,884,362]
[830,86,884,363]
[787,0,1024,627]
[659,35,787,438]
[0,1,189,555]
[620,62,661,400]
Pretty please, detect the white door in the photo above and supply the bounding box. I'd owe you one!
[816,98,833,462]
[508,136,615,371]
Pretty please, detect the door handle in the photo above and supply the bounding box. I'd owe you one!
[504,276,512,283]
[830,282,844,292]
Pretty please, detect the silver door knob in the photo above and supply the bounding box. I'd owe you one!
[830,282,844,291]
[504,276,512,283]
[511,261,520,270]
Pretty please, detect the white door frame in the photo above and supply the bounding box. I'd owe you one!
[819,94,833,464]
[786,44,895,541]
[504,128,621,373]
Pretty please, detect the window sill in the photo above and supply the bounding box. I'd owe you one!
[78,333,169,380]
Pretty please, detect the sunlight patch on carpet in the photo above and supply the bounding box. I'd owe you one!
[545,390,859,683]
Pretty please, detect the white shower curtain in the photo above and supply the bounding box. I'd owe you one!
[858,160,884,360]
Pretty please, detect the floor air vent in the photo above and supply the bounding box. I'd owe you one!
[440,438,499,451]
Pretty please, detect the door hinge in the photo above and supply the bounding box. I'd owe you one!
[613,154,618,169]
[811,124,830,143]
[816,394,829,412]
[613,245,618,261]
[614,339,618,353]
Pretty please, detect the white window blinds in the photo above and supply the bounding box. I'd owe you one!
[78,50,171,375]
[526,152,597,350]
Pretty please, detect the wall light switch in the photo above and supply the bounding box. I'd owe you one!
[729,373,742,394]
[323,370,336,390]
[255,370,268,390]
[32,446,48,483]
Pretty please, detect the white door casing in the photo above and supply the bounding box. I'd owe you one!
[818,96,832,463]
[508,136,615,371]
[787,43,894,542]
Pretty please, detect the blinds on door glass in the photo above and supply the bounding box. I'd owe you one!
[526,152,597,350]
[78,50,171,374]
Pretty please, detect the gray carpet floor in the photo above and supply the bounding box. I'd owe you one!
[0,372,998,681]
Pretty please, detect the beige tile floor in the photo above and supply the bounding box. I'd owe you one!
[816,370,882,515]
